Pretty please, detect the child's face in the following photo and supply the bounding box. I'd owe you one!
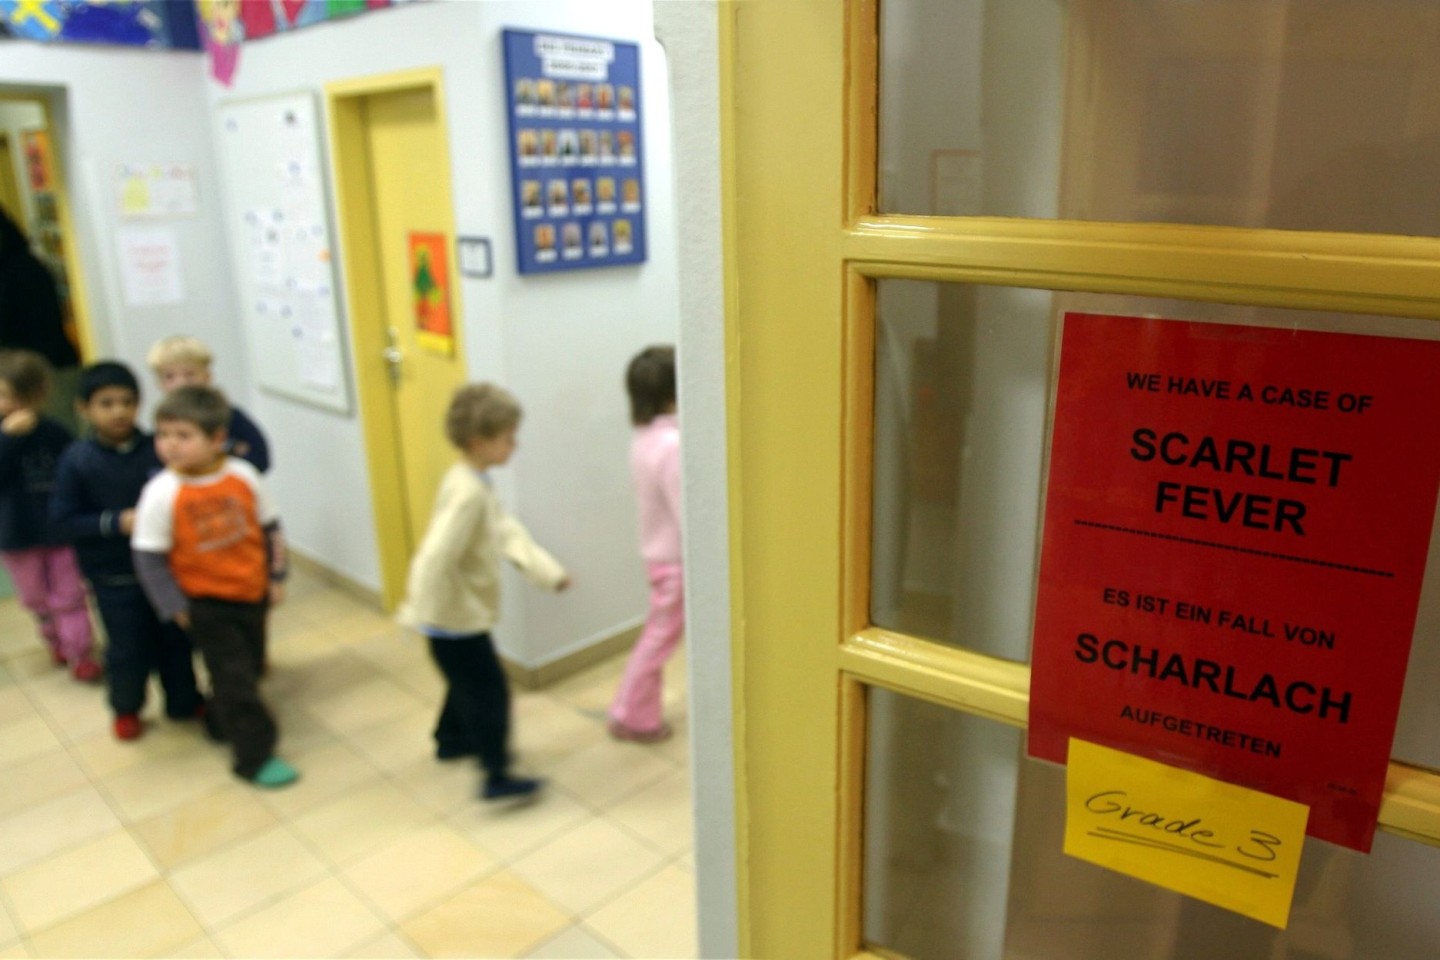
[155,419,227,475]
[468,427,518,469]
[156,362,211,393]
[78,387,139,445]
[0,382,19,417]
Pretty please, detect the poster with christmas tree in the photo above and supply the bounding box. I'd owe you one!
[408,231,452,356]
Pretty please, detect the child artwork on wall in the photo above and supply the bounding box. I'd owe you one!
[408,231,453,357]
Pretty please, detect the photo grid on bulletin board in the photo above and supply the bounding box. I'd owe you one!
[502,28,647,275]
[216,93,351,414]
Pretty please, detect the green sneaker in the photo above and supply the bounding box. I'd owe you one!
[252,757,299,789]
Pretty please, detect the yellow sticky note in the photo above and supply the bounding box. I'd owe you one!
[1064,738,1309,928]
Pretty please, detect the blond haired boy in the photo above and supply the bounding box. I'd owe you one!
[146,335,270,473]
[399,383,570,801]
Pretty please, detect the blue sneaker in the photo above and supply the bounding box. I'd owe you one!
[252,757,299,789]
[482,775,543,802]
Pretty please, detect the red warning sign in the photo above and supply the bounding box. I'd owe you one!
[1029,313,1440,851]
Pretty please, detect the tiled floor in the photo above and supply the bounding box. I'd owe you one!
[0,566,696,959]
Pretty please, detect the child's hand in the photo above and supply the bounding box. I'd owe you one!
[556,575,572,592]
[1,409,37,436]
[269,581,286,607]
[174,611,191,630]
[119,509,136,535]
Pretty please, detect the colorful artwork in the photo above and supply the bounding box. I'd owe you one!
[21,129,53,192]
[408,232,453,356]
[0,1,196,47]
[195,0,408,86]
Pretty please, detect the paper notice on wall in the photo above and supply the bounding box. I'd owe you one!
[117,226,185,306]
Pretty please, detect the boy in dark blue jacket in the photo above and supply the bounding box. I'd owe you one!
[50,362,203,740]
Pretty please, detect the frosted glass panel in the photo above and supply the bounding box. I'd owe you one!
[879,0,1440,236]
[864,689,1440,960]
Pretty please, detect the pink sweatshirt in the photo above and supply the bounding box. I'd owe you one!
[631,414,682,564]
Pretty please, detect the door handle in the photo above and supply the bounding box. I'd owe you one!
[383,327,404,384]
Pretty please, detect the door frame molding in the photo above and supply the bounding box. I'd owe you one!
[0,91,97,361]
[325,67,457,608]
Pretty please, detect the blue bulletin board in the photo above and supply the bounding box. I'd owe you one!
[502,29,647,275]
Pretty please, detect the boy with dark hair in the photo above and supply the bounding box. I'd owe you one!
[132,384,296,788]
[51,361,203,740]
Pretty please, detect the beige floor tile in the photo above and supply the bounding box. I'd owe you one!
[0,712,64,769]
[346,929,421,958]
[509,817,667,915]
[346,628,428,677]
[545,659,628,714]
[25,880,202,959]
[393,751,485,816]
[267,651,384,701]
[0,749,89,822]
[447,784,592,863]
[0,898,16,947]
[69,721,195,780]
[315,605,400,648]
[133,782,280,869]
[267,702,340,755]
[547,735,677,808]
[343,708,435,773]
[2,828,158,933]
[512,694,608,766]
[306,676,429,739]
[392,661,445,702]
[4,647,59,681]
[523,923,621,959]
[0,684,36,725]
[19,670,111,744]
[160,935,223,958]
[98,744,235,822]
[168,824,328,927]
[677,848,696,871]
[254,738,381,819]
[288,779,434,866]
[340,821,497,923]
[604,767,695,857]
[585,863,698,959]
[0,785,121,875]
[211,875,385,959]
[0,943,27,958]
[400,870,569,959]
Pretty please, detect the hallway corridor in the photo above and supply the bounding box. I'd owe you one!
[0,566,696,958]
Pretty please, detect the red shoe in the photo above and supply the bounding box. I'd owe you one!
[113,714,143,741]
[70,658,103,683]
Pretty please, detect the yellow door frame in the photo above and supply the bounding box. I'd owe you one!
[723,3,1440,958]
[326,67,460,608]
[0,92,96,360]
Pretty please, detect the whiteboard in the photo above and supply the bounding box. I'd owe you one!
[215,93,351,414]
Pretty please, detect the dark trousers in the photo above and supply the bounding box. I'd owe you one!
[92,581,201,718]
[427,633,510,777]
[190,597,275,779]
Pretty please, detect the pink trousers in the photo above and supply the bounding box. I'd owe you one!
[610,562,685,733]
[1,545,94,664]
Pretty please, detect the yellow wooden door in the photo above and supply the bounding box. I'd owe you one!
[724,3,1440,958]
[0,135,22,225]
[328,70,465,606]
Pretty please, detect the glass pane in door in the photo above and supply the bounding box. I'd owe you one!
[879,0,1440,236]
[870,280,1440,769]
[864,687,1440,960]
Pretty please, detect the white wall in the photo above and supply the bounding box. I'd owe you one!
[0,44,243,402]
[653,4,734,956]
[203,0,676,668]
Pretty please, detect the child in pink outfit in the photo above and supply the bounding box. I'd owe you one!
[609,346,683,743]
[0,350,99,680]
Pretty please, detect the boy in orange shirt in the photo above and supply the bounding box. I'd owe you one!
[132,385,296,788]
